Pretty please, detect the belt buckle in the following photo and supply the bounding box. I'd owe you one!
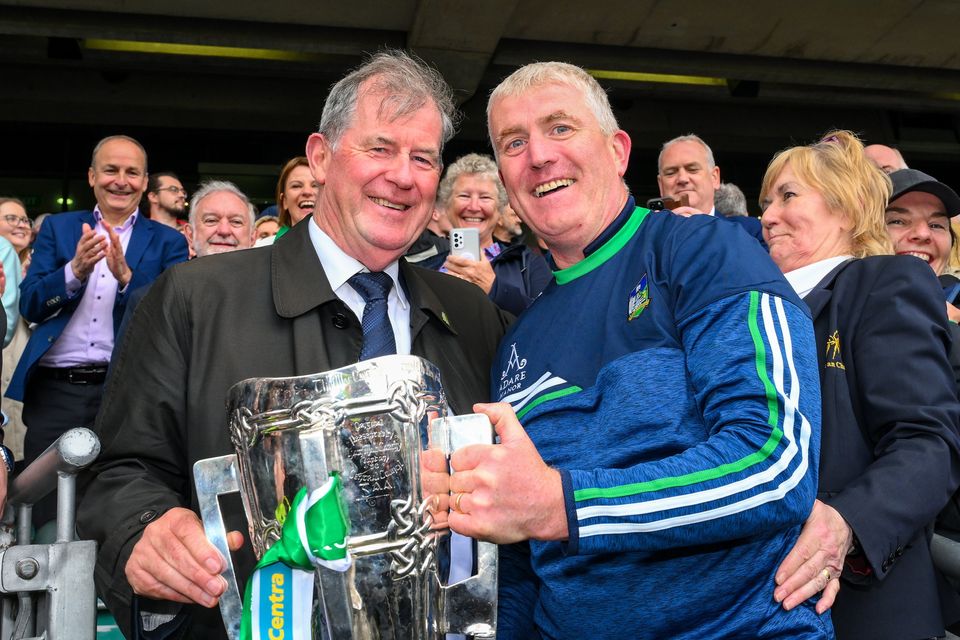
[68,367,102,385]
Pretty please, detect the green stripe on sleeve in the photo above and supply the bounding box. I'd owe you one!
[516,385,582,420]
[573,291,784,502]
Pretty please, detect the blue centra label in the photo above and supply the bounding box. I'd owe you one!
[258,562,293,638]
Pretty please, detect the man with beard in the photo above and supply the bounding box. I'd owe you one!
[6,135,188,481]
[145,172,188,228]
[188,180,256,257]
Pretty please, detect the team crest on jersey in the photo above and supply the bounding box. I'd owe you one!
[825,330,845,370]
[628,274,650,321]
[498,342,529,396]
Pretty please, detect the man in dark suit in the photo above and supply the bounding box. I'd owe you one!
[77,51,509,638]
[656,133,767,248]
[7,135,188,473]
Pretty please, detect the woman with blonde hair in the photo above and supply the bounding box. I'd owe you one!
[761,130,960,638]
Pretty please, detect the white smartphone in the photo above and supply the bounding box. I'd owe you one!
[449,228,481,261]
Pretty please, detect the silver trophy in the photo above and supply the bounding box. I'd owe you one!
[194,355,497,639]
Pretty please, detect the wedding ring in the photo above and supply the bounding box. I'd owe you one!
[454,492,465,514]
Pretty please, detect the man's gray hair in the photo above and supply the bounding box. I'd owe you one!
[714,182,748,217]
[189,180,256,229]
[437,153,508,209]
[487,62,620,150]
[658,134,716,172]
[90,135,148,173]
[319,49,457,151]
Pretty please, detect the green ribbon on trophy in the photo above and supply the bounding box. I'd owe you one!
[240,473,352,640]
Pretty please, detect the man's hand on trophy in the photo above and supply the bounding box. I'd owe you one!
[420,447,451,530]
[125,507,244,608]
[447,402,568,544]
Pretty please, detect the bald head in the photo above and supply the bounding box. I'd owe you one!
[864,144,907,174]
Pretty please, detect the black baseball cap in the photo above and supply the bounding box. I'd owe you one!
[889,168,960,216]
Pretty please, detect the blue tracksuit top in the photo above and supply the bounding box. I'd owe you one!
[492,198,831,639]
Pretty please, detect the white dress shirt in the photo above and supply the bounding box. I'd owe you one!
[308,219,412,355]
[783,255,852,299]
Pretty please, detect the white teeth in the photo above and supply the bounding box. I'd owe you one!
[534,179,575,197]
[299,201,315,209]
[903,251,932,262]
[371,197,407,211]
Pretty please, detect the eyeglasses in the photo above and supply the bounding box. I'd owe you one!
[155,186,188,197]
[2,215,32,228]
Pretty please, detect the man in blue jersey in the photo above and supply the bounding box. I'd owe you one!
[430,62,832,639]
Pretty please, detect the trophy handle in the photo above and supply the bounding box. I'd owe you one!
[429,415,498,639]
[194,454,243,640]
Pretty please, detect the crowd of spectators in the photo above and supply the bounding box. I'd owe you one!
[2,50,960,639]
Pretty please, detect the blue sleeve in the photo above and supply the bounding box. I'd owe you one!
[116,229,188,308]
[496,542,542,640]
[563,217,821,555]
[19,216,76,324]
[489,249,553,316]
[565,291,821,555]
[0,237,20,346]
[160,232,189,271]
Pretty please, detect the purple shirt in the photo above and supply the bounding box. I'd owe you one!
[39,207,138,368]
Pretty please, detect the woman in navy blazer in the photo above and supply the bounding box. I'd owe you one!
[759,130,960,639]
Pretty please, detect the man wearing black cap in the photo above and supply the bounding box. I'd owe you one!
[886,168,960,316]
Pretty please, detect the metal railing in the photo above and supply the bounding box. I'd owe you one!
[0,428,100,640]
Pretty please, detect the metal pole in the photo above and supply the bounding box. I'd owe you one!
[55,473,75,544]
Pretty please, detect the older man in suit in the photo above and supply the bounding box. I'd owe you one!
[77,51,509,639]
[7,136,188,478]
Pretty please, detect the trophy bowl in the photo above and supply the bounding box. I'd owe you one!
[194,355,496,640]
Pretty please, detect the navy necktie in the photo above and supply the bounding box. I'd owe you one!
[348,271,397,360]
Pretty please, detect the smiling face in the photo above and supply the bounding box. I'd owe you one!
[307,84,443,271]
[657,140,720,213]
[446,174,501,247]
[761,164,853,273]
[88,138,147,220]
[885,190,952,275]
[489,82,630,268]
[0,201,30,253]
[192,190,255,256]
[280,165,319,226]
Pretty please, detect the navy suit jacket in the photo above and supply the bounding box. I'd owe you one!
[805,255,960,639]
[7,210,188,401]
[721,214,767,250]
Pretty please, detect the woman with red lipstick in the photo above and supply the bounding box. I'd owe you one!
[760,130,960,639]
[438,153,551,316]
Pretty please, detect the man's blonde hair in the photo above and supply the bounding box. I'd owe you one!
[486,61,619,153]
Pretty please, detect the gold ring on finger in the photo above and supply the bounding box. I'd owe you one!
[454,492,465,514]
